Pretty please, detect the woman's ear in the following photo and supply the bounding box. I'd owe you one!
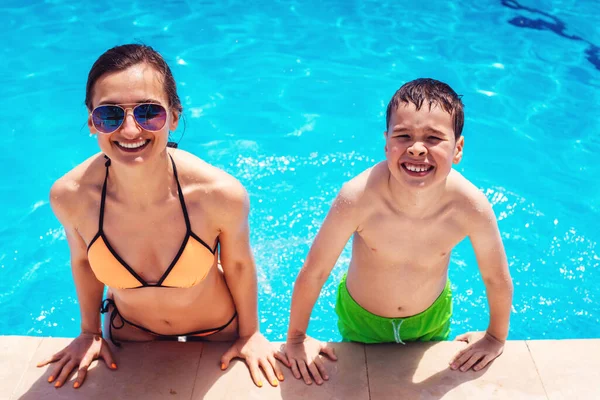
[169,110,180,131]
[453,136,464,164]
[88,113,97,135]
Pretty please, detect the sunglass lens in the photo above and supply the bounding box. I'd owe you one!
[134,104,167,131]
[92,106,125,134]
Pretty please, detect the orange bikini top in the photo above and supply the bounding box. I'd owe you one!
[87,155,216,289]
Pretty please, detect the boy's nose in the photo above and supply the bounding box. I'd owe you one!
[408,142,427,157]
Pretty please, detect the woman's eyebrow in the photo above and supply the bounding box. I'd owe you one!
[98,98,162,105]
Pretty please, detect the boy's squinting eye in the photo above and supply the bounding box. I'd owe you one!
[394,134,410,139]
[428,136,442,141]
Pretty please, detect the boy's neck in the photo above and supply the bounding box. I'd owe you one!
[387,176,448,217]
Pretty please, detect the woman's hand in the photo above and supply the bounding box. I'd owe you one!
[220,332,289,387]
[36,332,117,388]
[283,334,337,385]
[450,331,505,372]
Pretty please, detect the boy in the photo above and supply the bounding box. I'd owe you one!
[283,78,513,385]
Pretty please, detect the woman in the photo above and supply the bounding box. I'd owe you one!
[37,44,287,389]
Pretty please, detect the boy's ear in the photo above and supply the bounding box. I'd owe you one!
[383,130,388,152]
[453,136,464,164]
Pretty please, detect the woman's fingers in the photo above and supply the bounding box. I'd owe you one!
[37,351,64,368]
[258,358,279,387]
[267,354,285,381]
[47,355,71,384]
[220,346,239,371]
[246,358,265,388]
[99,343,117,370]
[54,359,77,388]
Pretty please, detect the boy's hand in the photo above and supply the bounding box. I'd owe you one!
[283,335,337,385]
[220,332,289,388]
[450,331,504,372]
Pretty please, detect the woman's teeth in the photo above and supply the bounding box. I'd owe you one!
[117,140,148,149]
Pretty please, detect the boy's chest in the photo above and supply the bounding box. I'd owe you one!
[356,210,467,264]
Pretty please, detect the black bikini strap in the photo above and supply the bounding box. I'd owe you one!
[169,154,192,232]
[100,298,124,347]
[98,156,111,232]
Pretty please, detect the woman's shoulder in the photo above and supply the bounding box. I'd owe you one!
[170,149,248,207]
[50,154,106,223]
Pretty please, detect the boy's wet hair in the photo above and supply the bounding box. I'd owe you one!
[85,44,183,115]
[385,78,464,139]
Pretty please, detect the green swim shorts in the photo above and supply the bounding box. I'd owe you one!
[335,273,452,344]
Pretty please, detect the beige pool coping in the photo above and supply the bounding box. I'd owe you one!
[1,336,598,399]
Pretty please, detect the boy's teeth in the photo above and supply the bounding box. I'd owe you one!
[405,163,430,172]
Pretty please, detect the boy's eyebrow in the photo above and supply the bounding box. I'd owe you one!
[424,127,449,136]
[391,126,410,133]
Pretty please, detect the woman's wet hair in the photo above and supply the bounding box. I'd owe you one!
[385,78,464,139]
[85,44,183,114]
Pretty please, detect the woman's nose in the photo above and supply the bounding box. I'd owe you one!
[119,111,142,138]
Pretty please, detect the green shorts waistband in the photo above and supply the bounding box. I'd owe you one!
[335,273,452,344]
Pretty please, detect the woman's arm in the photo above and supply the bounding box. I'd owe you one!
[37,178,116,389]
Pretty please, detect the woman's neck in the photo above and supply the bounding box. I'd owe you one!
[106,150,177,207]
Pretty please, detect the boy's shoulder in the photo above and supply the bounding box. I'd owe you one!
[447,170,495,221]
[339,161,389,203]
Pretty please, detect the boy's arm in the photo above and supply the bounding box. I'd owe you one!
[470,202,513,341]
[451,195,513,372]
[286,183,362,384]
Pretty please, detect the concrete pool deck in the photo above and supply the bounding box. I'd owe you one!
[1,336,598,399]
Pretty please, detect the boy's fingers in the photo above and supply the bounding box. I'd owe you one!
[307,362,324,385]
[268,355,285,381]
[289,359,301,380]
[454,333,470,342]
[450,349,472,369]
[314,357,329,381]
[321,346,337,361]
[473,354,494,371]
[258,359,279,387]
[298,361,313,385]
[459,353,483,372]
[274,350,291,368]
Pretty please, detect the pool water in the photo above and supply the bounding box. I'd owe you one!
[1,0,598,341]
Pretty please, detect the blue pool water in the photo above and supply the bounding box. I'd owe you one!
[1,0,598,342]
